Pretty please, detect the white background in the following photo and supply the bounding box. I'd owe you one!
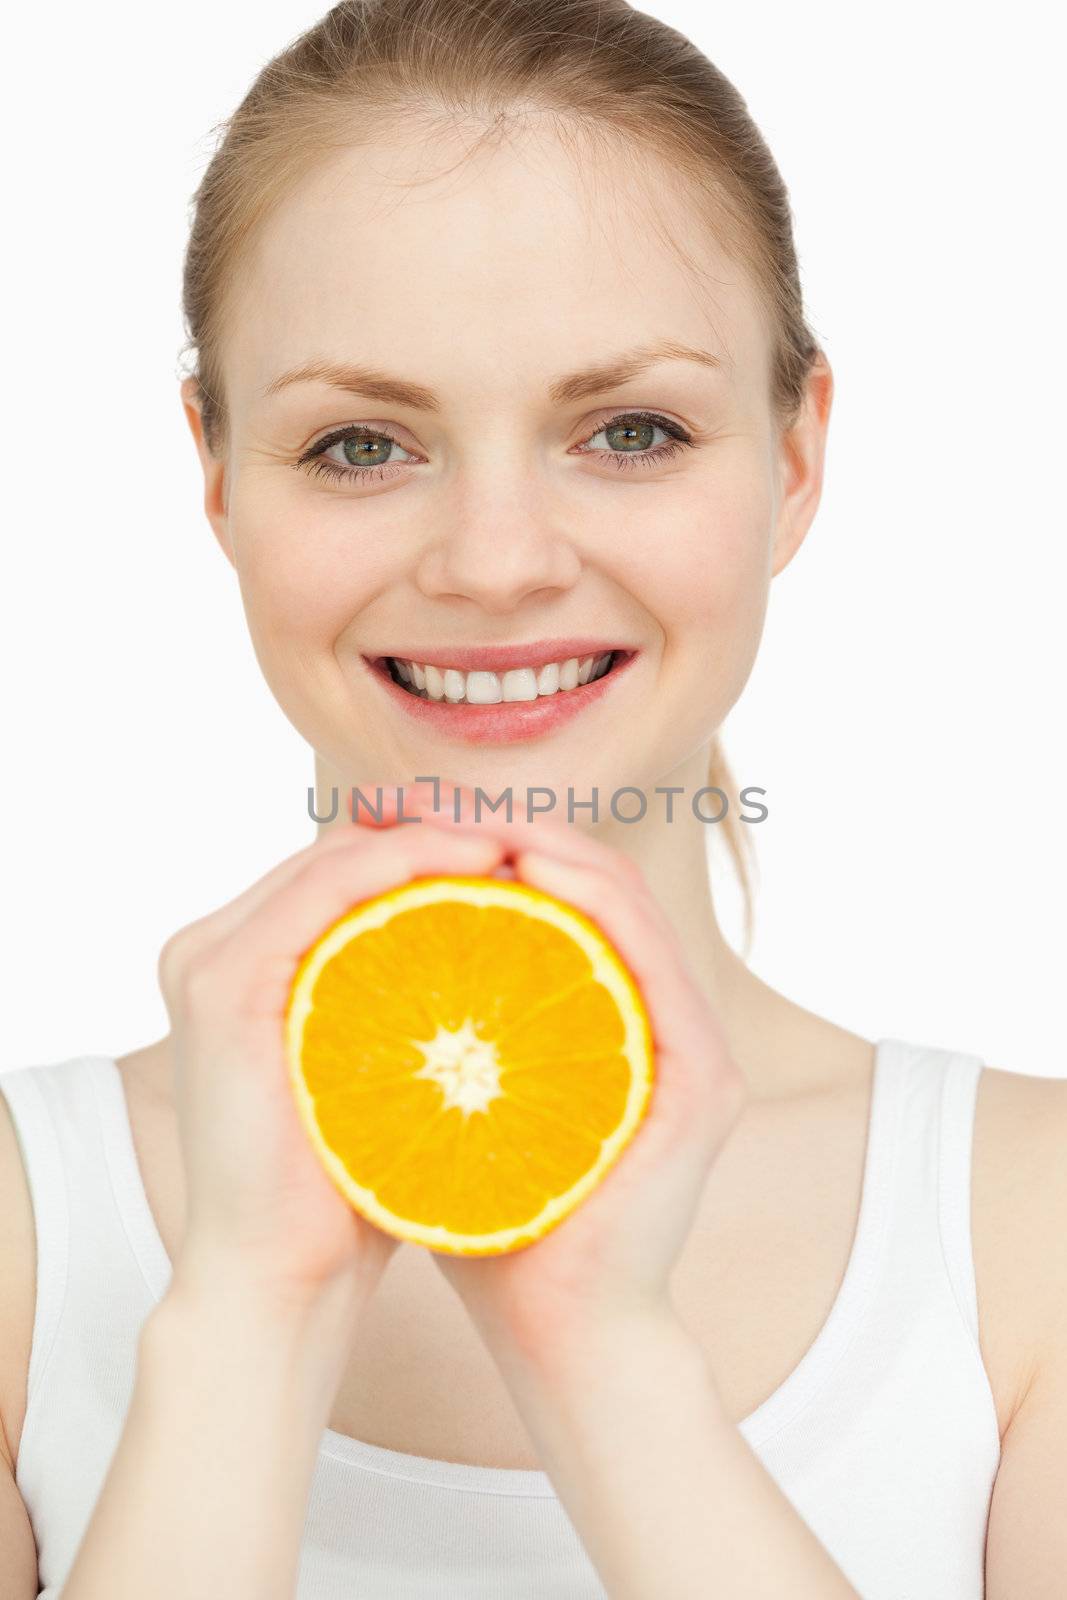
[2,2,1063,1078]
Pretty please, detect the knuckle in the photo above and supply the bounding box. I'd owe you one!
[173,947,229,1013]
[157,926,198,996]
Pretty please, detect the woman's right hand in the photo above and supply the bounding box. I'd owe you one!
[156,795,510,1321]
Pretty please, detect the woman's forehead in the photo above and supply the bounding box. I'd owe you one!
[226,121,763,416]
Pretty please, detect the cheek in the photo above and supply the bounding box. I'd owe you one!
[628,470,773,657]
[229,486,383,648]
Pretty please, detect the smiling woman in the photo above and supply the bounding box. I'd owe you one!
[2,3,1065,1600]
[176,2,814,959]
[186,119,782,954]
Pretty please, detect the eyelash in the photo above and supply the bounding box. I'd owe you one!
[294,410,695,486]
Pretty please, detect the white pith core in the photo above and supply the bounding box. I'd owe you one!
[413,1019,503,1113]
[387,651,618,703]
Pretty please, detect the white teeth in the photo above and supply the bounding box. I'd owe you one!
[389,650,619,702]
[536,661,560,696]
[501,667,539,702]
[465,670,502,705]
[425,663,445,700]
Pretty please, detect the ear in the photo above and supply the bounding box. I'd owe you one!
[769,353,834,578]
[180,376,235,568]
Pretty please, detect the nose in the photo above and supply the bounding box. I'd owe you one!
[413,493,583,614]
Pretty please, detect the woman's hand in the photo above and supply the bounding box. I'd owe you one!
[374,780,748,1366]
[157,801,510,1319]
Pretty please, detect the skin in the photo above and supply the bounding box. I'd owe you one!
[179,109,839,1109]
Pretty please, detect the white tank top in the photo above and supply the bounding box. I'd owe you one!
[0,1037,1001,1598]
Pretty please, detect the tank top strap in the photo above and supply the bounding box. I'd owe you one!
[0,1061,74,1416]
[936,1048,986,1347]
[876,1037,986,1350]
[0,1055,153,1408]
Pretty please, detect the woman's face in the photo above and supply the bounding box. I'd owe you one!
[186,116,828,804]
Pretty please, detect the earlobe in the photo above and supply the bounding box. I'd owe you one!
[770,428,816,576]
[770,506,805,578]
[179,377,235,568]
[769,356,834,578]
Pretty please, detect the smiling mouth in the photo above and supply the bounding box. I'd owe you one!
[380,649,629,704]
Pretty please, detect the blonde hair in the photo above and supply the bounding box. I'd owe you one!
[180,0,825,960]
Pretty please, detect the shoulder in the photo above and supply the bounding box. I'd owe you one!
[974,1065,1067,1251]
[0,1083,36,1473]
[972,1064,1067,1431]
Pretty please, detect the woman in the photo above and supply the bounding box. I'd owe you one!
[1,1,1063,1596]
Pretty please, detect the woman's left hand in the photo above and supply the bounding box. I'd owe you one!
[372,780,748,1366]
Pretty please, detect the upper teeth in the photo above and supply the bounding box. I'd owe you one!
[390,652,615,703]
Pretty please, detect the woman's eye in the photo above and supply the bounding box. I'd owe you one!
[297,427,416,486]
[576,411,695,472]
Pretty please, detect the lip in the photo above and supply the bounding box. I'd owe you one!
[360,648,639,746]
[366,637,632,673]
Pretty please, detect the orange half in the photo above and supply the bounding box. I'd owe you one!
[284,873,655,1255]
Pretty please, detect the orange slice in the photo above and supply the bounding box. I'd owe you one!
[284,873,655,1255]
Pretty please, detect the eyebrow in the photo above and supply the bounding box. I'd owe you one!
[261,338,727,412]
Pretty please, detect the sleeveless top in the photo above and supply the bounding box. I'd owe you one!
[0,1037,1001,1598]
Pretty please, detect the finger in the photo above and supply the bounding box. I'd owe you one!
[162,780,464,973]
[185,823,510,1020]
[160,818,381,977]
[512,847,734,1096]
[390,780,650,897]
